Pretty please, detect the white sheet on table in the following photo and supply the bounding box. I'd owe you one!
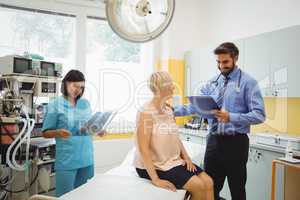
[60,140,205,200]
[60,174,186,200]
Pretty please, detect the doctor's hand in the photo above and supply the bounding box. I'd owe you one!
[213,110,230,123]
[57,129,71,139]
[152,178,177,192]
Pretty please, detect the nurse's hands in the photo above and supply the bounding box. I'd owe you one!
[57,129,71,139]
[97,130,106,137]
[152,178,177,192]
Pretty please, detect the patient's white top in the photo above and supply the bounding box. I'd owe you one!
[134,102,184,171]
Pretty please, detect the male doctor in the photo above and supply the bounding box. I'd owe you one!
[174,42,266,200]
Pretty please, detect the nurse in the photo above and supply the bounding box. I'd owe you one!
[42,70,102,197]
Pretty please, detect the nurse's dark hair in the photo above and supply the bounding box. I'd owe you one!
[61,69,85,101]
[214,42,239,59]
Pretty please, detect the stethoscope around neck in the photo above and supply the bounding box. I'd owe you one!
[211,68,242,93]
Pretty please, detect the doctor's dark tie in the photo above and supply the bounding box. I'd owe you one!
[215,76,229,108]
[213,76,230,135]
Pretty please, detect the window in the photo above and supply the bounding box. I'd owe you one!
[87,18,141,63]
[0,5,154,133]
[0,6,76,75]
[85,18,153,132]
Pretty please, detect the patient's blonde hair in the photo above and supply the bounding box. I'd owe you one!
[149,71,173,94]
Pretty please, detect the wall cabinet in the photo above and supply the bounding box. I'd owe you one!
[270,26,300,97]
[243,33,272,96]
[242,25,300,97]
[184,45,219,97]
[185,25,300,98]
[235,39,245,69]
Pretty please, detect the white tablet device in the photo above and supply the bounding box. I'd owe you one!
[188,95,219,119]
[81,110,117,135]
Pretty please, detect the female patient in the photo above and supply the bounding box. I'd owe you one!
[134,71,214,200]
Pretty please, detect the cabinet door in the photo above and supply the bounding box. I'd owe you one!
[179,133,203,144]
[235,39,245,70]
[246,148,270,200]
[270,25,300,97]
[246,148,284,200]
[185,45,219,96]
[244,33,272,96]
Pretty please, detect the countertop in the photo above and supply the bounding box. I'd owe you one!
[178,128,300,155]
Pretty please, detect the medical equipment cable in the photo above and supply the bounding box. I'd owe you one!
[0,172,7,200]
[0,190,7,200]
[0,193,7,200]
[211,68,242,93]
[4,78,9,91]
[11,118,34,170]
[5,118,27,171]
[0,171,16,187]
[6,106,35,171]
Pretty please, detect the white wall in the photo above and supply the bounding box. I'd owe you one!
[153,0,300,61]
[167,0,207,59]
[153,0,206,61]
[93,139,134,174]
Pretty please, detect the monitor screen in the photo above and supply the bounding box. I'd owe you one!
[41,82,56,93]
[41,62,55,76]
[14,58,32,74]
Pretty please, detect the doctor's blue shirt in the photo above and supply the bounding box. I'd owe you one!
[174,67,266,135]
[42,96,94,170]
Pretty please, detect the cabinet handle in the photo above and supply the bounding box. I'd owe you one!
[256,152,262,162]
[257,154,261,160]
